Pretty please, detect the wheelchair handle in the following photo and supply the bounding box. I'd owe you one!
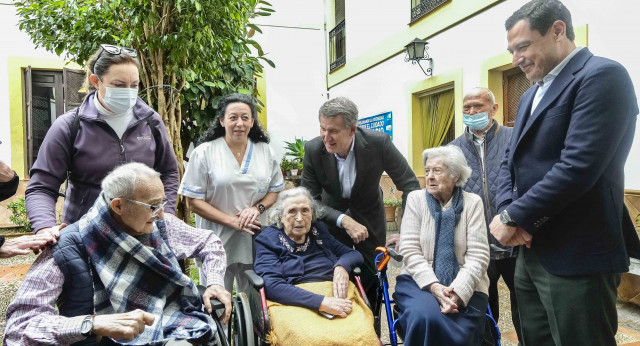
[387,247,404,262]
[209,298,226,311]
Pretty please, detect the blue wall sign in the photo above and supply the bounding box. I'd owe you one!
[358,111,393,140]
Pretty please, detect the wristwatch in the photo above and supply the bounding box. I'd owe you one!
[80,315,94,337]
[255,203,266,214]
[500,210,518,227]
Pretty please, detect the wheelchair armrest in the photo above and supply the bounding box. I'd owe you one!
[197,285,227,311]
[353,267,362,276]
[244,269,264,289]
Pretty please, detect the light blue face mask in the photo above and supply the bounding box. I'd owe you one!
[463,111,491,130]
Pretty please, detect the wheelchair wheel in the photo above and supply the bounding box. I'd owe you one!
[231,292,255,346]
[481,317,499,346]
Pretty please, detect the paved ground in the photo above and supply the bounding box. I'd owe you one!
[1,244,640,344]
[377,250,640,346]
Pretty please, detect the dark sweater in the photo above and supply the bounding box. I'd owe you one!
[254,222,363,310]
[0,171,19,202]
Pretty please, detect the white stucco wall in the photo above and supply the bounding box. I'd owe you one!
[0,5,61,165]
[253,0,328,161]
[326,0,640,189]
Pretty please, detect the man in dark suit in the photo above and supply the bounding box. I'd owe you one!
[491,1,639,345]
[302,97,420,305]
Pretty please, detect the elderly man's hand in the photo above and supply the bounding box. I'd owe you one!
[332,265,349,299]
[341,216,368,244]
[489,215,516,246]
[0,233,57,258]
[92,309,155,341]
[428,283,459,314]
[319,297,352,318]
[202,284,232,324]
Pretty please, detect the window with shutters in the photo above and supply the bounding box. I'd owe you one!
[329,0,346,72]
[502,67,533,127]
[23,67,85,171]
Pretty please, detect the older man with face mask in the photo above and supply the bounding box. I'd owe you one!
[448,87,520,343]
[5,162,230,346]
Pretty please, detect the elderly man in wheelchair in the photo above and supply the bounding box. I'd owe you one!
[5,162,231,345]
[249,187,379,345]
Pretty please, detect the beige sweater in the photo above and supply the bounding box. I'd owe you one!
[399,189,490,305]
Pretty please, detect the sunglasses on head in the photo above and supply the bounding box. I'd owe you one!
[97,44,138,61]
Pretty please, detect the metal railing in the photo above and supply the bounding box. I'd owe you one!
[329,20,346,72]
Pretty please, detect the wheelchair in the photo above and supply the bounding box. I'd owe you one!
[373,246,502,346]
[208,267,376,345]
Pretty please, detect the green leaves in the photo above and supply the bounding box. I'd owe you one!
[15,0,275,163]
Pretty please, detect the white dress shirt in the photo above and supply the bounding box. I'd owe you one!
[531,47,583,114]
[335,134,356,227]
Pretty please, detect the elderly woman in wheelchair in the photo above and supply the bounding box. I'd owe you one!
[395,146,491,346]
[252,187,379,345]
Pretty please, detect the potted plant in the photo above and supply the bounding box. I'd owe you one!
[284,137,307,163]
[383,198,402,222]
[280,157,294,176]
[290,159,304,176]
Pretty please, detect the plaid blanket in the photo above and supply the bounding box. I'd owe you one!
[77,194,215,345]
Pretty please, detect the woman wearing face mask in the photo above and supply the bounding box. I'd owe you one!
[25,44,179,238]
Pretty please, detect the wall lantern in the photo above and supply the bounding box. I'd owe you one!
[405,38,432,76]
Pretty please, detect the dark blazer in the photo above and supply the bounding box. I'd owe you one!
[496,48,639,276]
[302,127,420,246]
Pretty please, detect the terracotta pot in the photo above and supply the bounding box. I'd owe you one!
[384,205,397,222]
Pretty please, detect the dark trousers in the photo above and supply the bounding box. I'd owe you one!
[487,257,522,343]
[515,247,621,346]
[395,274,488,346]
[328,226,381,306]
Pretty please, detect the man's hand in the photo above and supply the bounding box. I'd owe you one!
[341,216,368,244]
[92,310,155,342]
[428,283,459,314]
[0,233,57,258]
[0,161,15,183]
[236,206,261,230]
[202,284,232,324]
[332,266,349,299]
[489,215,516,246]
[385,233,400,251]
[319,297,353,318]
[507,227,532,248]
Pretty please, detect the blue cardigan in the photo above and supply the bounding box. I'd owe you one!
[254,222,363,310]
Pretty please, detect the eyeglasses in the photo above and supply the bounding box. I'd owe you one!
[96,44,138,61]
[425,168,446,176]
[124,198,168,217]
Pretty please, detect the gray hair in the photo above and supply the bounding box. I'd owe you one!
[101,162,161,201]
[318,97,359,128]
[422,145,472,187]
[463,87,496,105]
[268,187,320,229]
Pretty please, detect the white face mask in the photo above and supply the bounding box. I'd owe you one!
[97,78,138,114]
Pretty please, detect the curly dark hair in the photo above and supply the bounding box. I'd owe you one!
[198,93,269,145]
[505,0,575,41]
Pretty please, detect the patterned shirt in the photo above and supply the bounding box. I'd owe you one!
[4,214,226,346]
